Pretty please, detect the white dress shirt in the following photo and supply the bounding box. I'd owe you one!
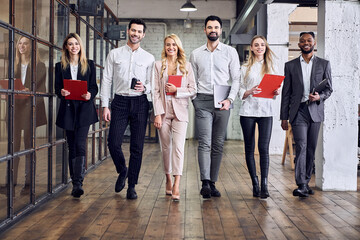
[238,61,278,117]
[101,44,155,108]
[189,42,240,101]
[300,55,314,103]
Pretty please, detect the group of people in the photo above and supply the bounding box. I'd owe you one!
[55,15,332,201]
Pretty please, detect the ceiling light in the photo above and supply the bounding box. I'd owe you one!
[180,0,197,12]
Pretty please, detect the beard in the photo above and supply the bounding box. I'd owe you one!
[207,32,219,42]
[129,34,142,44]
[300,45,314,54]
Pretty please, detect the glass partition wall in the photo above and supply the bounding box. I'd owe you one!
[0,0,118,230]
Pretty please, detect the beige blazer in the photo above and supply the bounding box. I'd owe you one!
[152,60,197,122]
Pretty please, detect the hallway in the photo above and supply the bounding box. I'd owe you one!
[1,140,360,239]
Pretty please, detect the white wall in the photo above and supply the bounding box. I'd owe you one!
[315,0,360,191]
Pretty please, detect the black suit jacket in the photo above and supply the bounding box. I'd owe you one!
[280,55,333,123]
[55,60,99,130]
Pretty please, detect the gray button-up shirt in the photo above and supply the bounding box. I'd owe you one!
[101,44,155,107]
[189,42,240,101]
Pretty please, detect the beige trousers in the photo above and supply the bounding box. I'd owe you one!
[158,100,188,176]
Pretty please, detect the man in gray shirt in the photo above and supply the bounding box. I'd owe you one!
[190,15,240,199]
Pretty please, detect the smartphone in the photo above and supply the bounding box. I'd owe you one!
[130,78,139,89]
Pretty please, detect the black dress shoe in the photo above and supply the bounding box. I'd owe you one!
[200,180,211,199]
[209,182,221,197]
[260,178,269,199]
[126,187,137,199]
[115,168,128,193]
[306,185,314,195]
[293,184,309,197]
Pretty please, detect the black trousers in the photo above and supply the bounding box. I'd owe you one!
[240,116,273,180]
[108,94,149,186]
[291,102,320,185]
[66,125,90,178]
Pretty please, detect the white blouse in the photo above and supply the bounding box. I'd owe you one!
[70,64,78,80]
[21,64,28,85]
[238,60,278,117]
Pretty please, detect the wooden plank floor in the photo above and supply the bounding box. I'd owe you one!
[1,140,360,240]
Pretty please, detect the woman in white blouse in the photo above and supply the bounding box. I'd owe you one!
[238,35,280,199]
[152,34,196,201]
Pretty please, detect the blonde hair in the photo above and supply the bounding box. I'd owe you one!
[61,33,88,76]
[244,35,275,82]
[160,34,187,79]
[15,36,39,75]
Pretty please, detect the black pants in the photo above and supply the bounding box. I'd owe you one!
[108,94,149,186]
[66,125,90,178]
[240,116,273,180]
[291,102,320,185]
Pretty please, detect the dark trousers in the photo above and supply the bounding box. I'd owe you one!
[240,116,273,180]
[291,102,321,185]
[66,125,90,178]
[108,94,149,186]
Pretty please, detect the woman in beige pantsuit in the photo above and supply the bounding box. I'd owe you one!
[152,34,196,201]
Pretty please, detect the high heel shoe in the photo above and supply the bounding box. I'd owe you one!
[165,179,172,196]
[172,194,180,201]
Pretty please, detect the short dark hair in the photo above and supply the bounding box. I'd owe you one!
[128,18,147,33]
[300,31,315,39]
[205,15,222,28]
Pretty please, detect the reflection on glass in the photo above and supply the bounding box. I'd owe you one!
[89,29,94,60]
[14,35,32,153]
[95,131,100,164]
[80,21,87,57]
[0,25,9,84]
[0,94,8,156]
[37,0,50,41]
[96,37,102,65]
[36,97,48,146]
[15,0,33,34]
[53,143,65,188]
[0,1,9,23]
[13,154,31,214]
[69,14,77,35]
[87,134,93,167]
[0,161,8,222]
[54,2,68,47]
[35,148,48,200]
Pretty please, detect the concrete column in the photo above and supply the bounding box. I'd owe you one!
[267,4,297,154]
[316,0,360,190]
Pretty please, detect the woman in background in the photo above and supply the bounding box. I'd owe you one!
[238,35,280,199]
[55,33,98,198]
[13,36,47,192]
[152,34,196,201]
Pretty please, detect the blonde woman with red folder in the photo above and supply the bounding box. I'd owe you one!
[152,34,196,201]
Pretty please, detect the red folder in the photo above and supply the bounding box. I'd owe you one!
[63,79,87,101]
[0,78,25,90]
[166,75,182,95]
[253,74,285,98]
[0,78,29,99]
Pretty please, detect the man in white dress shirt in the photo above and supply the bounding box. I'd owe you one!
[190,15,240,199]
[101,19,155,199]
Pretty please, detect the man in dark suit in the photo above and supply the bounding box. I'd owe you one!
[280,32,333,197]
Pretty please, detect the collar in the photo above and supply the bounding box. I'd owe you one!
[203,42,223,52]
[300,54,314,63]
[125,44,141,53]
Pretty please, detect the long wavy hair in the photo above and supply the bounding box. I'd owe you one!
[160,34,187,79]
[15,36,39,75]
[61,33,88,75]
[244,35,275,82]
